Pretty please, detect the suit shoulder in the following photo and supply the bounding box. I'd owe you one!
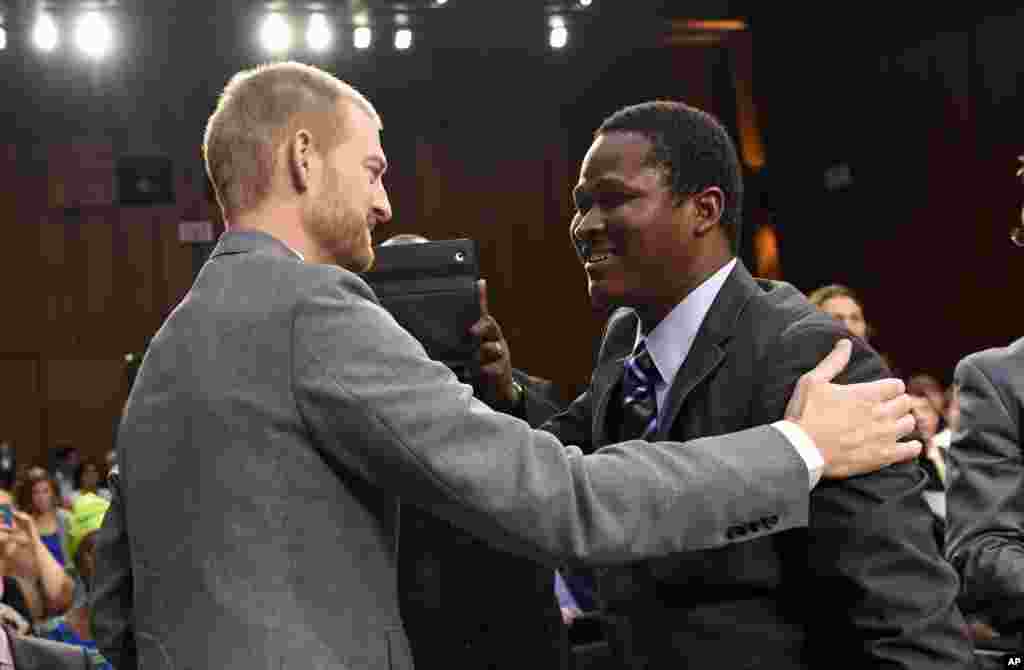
[743,280,844,338]
[957,337,1024,380]
[292,261,380,307]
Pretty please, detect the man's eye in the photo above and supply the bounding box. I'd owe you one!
[597,194,629,209]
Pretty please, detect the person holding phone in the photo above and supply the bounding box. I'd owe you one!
[0,490,88,668]
[0,490,73,623]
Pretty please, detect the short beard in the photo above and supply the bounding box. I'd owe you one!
[303,170,371,272]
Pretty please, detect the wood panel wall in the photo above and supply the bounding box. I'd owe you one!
[0,42,725,471]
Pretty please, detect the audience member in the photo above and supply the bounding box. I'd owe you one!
[0,489,74,622]
[807,284,871,341]
[92,62,918,669]
[36,494,112,670]
[945,342,1024,661]
[70,463,107,505]
[809,283,899,374]
[14,469,69,570]
[943,160,1024,667]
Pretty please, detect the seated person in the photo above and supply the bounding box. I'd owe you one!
[14,468,70,569]
[36,493,113,670]
[0,490,73,623]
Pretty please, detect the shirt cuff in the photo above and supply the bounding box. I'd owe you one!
[771,420,824,490]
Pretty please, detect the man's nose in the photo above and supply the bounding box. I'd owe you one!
[374,184,392,223]
[571,210,604,259]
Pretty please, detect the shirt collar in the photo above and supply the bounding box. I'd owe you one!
[643,258,737,387]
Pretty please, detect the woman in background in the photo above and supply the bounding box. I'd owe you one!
[15,468,70,569]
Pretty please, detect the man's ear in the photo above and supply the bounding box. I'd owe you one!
[692,186,724,236]
[288,129,314,194]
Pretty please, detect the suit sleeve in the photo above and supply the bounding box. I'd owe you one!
[754,324,970,668]
[90,469,138,670]
[509,370,568,428]
[291,272,811,567]
[945,353,1024,629]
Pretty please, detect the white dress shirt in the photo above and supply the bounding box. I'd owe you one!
[639,258,824,488]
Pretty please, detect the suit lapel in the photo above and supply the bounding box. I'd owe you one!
[654,262,761,441]
[591,309,640,447]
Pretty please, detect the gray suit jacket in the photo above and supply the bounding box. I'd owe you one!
[97,230,811,669]
[946,337,1024,630]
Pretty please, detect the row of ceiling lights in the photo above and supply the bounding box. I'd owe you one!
[0,1,595,57]
[0,11,114,58]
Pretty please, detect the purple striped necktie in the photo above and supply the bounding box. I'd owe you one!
[621,340,661,440]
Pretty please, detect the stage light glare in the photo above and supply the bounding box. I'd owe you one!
[354,26,371,49]
[579,0,592,6]
[307,13,331,51]
[435,0,447,5]
[74,11,113,59]
[33,13,59,52]
[260,13,292,54]
[0,26,6,51]
[394,28,412,50]
[549,25,568,49]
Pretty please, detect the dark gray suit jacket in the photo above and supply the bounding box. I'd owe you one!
[93,231,814,669]
[541,262,972,669]
[946,337,1024,630]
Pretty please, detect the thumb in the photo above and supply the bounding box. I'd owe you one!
[477,278,490,317]
[806,339,852,384]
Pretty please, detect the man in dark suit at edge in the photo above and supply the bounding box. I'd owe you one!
[944,160,1024,665]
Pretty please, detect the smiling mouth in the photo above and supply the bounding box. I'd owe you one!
[585,252,614,266]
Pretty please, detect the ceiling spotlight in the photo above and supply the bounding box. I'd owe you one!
[260,13,292,54]
[306,13,331,51]
[354,26,372,50]
[74,11,113,59]
[435,0,448,5]
[0,26,6,51]
[579,0,592,5]
[394,28,412,50]
[549,17,568,49]
[33,13,59,52]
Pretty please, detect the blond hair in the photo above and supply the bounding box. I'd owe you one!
[203,61,380,219]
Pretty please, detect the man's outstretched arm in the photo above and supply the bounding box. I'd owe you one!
[295,272,919,566]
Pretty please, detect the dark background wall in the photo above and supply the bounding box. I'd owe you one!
[0,1,1021,468]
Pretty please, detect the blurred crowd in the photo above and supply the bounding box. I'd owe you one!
[0,444,114,668]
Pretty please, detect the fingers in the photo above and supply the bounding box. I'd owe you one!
[873,393,914,423]
[829,440,922,479]
[476,279,490,317]
[842,378,907,402]
[478,340,505,365]
[804,339,852,384]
